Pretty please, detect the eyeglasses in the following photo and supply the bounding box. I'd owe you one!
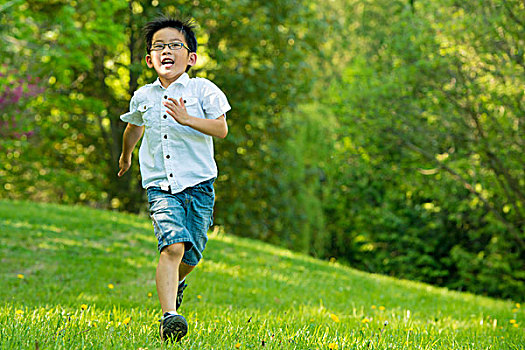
[150,42,191,52]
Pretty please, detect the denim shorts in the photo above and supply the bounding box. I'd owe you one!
[146,178,215,266]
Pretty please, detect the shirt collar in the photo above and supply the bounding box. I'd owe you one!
[153,73,190,89]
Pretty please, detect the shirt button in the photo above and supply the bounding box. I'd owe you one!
[164,135,167,139]
[166,155,170,159]
[164,95,168,99]
[169,173,173,177]
[163,115,167,119]
[183,100,187,103]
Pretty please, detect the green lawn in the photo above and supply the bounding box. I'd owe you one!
[0,199,523,349]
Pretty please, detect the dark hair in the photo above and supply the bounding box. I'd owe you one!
[143,16,198,72]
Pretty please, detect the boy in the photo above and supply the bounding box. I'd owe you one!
[117,16,231,342]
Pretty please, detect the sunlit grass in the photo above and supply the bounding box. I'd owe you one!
[0,199,523,349]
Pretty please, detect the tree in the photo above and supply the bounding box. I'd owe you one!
[0,0,330,240]
[326,0,524,298]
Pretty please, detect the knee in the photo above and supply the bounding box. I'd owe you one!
[161,243,185,261]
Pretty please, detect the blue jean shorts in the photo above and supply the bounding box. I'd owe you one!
[146,178,215,266]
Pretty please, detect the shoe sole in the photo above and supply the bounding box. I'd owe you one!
[161,315,188,342]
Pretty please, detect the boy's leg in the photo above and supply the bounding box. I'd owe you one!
[147,188,192,341]
[179,262,195,282]
[173,178,214,309]
[156,242,185,314]
[175,262,195,311]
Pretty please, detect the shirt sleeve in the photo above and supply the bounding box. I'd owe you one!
[119,94,144,126]
[201,79,231,119]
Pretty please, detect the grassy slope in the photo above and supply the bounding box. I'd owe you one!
[0,199,523,349]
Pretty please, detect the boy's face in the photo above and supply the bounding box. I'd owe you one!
[145,27,197,87]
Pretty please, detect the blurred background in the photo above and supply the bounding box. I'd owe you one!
[1,0,523,300]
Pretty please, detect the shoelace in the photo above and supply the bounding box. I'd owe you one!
[159,312,176,322]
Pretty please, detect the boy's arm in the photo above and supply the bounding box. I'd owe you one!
[163,97,228,139]
[118,123,144,177]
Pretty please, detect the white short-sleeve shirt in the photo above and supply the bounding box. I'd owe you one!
[120,73,231,193]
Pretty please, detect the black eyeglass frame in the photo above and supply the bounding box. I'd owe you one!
[150,42,192,52]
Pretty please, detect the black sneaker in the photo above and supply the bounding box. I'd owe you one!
[159,313,188,342]
[176,281,187,310]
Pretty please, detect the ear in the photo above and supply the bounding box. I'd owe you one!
[187,52,197,67]
[145,54,154,68]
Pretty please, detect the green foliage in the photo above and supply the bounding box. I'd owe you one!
[198,0,328,244]
[323,0,524,299]
[274,103,336,256]
[0,0,328,218]
[0,0,130,206]
[1,200,524,349]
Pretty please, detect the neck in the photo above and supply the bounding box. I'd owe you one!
[159,73,184,88]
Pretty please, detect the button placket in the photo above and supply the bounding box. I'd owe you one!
[160,93,171,181]
[161,90,179,190]
[162,141,177,189]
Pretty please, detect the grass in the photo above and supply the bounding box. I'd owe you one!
[0,199,523,349]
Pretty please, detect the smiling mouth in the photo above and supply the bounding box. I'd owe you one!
[161,58,174,67]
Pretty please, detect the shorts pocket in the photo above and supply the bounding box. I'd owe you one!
[194,180,215,197]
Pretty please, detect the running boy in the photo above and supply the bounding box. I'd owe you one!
[117,16,231,342]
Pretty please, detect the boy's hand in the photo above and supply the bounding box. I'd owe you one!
[162,98,228,138]
[118,154,132,177]
[164,98,191,126]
